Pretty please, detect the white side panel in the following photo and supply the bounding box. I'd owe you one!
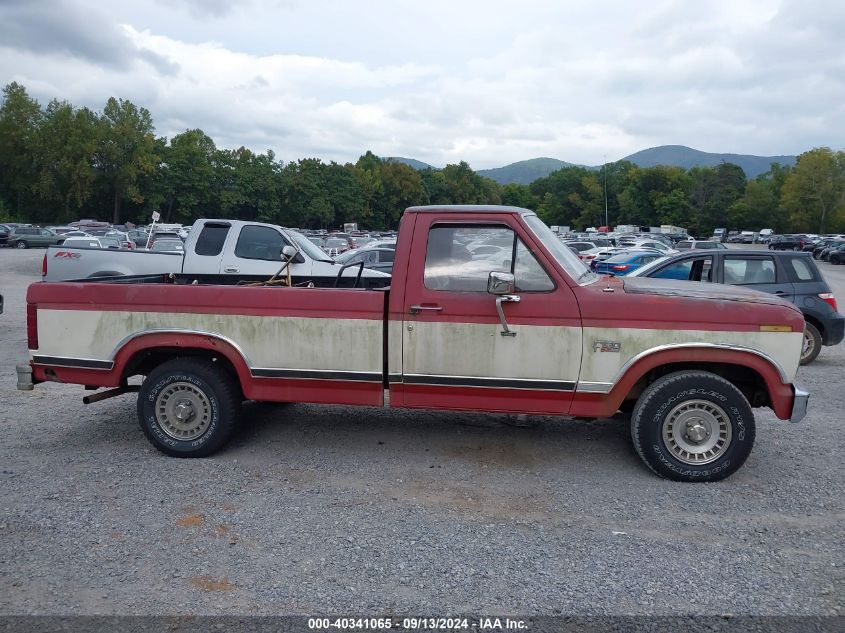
[580,327,802,384]
[402,321,582,381]
[387,320,403,378]
[35,309,383,372]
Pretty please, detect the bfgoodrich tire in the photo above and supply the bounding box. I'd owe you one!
[630,371,756,482]
[137,357,241,457]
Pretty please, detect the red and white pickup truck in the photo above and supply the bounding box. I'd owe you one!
[20,206,809,481]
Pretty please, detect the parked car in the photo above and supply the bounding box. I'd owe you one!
[827,243,845,265]
[817,240,845,261]
[322,236,351,256]
[768,235,808,251]
[592,250,664,276]
[334,247,395,274]
[676,240,728,250]
[631,249,844,365]
[61,237,116,250]
[149,239,185,253]
[0,223,11,246]
[7,226,65,249]
[126,229,150,248]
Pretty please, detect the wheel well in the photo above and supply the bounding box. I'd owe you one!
[121,347,242,394]
[623,362,770,409]
[802,313,824,337]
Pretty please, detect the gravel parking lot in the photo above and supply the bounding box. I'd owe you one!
[0,246,842,616]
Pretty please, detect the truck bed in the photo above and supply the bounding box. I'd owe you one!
[27,278,391,406]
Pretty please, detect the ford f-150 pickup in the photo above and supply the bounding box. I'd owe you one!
[19,206,809,481]
[42,219,390,284]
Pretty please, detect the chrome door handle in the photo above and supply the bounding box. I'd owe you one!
[496,294,521,337]
[409,305,443,314]
[224,266,239,273]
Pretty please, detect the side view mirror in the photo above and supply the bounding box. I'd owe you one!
[281,245,298,259]
[487,271,515,296]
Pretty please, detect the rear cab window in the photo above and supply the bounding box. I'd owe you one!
[194,223,230,256]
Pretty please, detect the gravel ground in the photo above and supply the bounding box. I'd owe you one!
[0,246,842,616]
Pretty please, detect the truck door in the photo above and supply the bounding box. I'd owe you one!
[219,224,311,277]
[396,215,582,415]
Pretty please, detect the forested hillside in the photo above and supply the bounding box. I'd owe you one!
[1,83,843,234]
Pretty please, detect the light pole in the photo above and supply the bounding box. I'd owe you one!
[603,154,609,229]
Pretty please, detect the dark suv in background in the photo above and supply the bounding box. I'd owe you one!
[631,250,844,364]
[769,234,808,251]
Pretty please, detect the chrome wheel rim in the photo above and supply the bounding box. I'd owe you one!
[662,399,732,465]
[802,328,815,359]
[155,382,212,441]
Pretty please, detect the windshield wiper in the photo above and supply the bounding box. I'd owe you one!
[576,269,595,283]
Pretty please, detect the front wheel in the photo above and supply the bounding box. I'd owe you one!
[137,357,241,457]
[630,371,755,482]
[800,322,822,365]
[15,240,28,249]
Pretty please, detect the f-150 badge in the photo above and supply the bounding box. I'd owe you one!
[593,340,621,353]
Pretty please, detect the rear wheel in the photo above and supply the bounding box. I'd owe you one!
[800,322,822,365]
[630,371,755,482]
[15,240,28,249]
[137,357,241,457]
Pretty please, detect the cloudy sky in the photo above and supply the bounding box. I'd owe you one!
[1,0,843,168]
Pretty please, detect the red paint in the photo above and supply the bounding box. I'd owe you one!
[27,303,38,349]
[27,282,386,321]
[393,383,570,415]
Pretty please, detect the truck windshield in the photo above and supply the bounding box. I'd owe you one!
[287,230,334,262]
[522,214,597,284]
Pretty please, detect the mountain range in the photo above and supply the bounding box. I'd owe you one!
[387,145,798,184]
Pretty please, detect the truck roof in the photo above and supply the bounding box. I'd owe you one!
[404,205,532,214]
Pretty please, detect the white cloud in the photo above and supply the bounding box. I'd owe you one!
[0,0,842,169]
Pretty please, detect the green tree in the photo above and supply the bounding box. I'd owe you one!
[32,100,99,222]
[95,97,158,224]
[156,129,217,223]
[500,183,536,209]
[379,161,426,228]
[0,82,42,216]
[780,147,845,233]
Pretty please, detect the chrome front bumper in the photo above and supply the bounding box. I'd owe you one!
[790,384,809,423]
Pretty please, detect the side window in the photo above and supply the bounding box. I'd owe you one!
[652,256,713,282]
[234,226,287,261]
[787,257,817,282]
[40,229,51,236]
[514,239,555,291]
[379,250,395,263]
[194,223,230,256]
[724,257,776,284]
[424,225,553,292]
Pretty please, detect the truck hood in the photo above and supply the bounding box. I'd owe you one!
[621,276,799,311]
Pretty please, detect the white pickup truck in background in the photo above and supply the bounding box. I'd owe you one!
[42,219,391,284]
